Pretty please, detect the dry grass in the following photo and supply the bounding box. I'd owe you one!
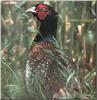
[1,1,96,100]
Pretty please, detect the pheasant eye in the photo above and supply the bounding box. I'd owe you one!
[40,8,46,12]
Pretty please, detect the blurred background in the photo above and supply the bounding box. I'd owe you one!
[1,0,96,100]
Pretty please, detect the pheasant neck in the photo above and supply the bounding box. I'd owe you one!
[34,15,57,42]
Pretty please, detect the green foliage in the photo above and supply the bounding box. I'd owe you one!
[86,30,95,45]
[1,1,96,100]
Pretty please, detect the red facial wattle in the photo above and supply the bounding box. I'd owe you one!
[37,11,49,20]
[35,4,49,20]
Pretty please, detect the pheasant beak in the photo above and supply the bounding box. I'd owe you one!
[25,6,36,13]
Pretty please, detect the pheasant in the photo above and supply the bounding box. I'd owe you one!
[25,4,78,99]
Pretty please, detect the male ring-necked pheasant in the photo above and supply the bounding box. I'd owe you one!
[25,4,77,99]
